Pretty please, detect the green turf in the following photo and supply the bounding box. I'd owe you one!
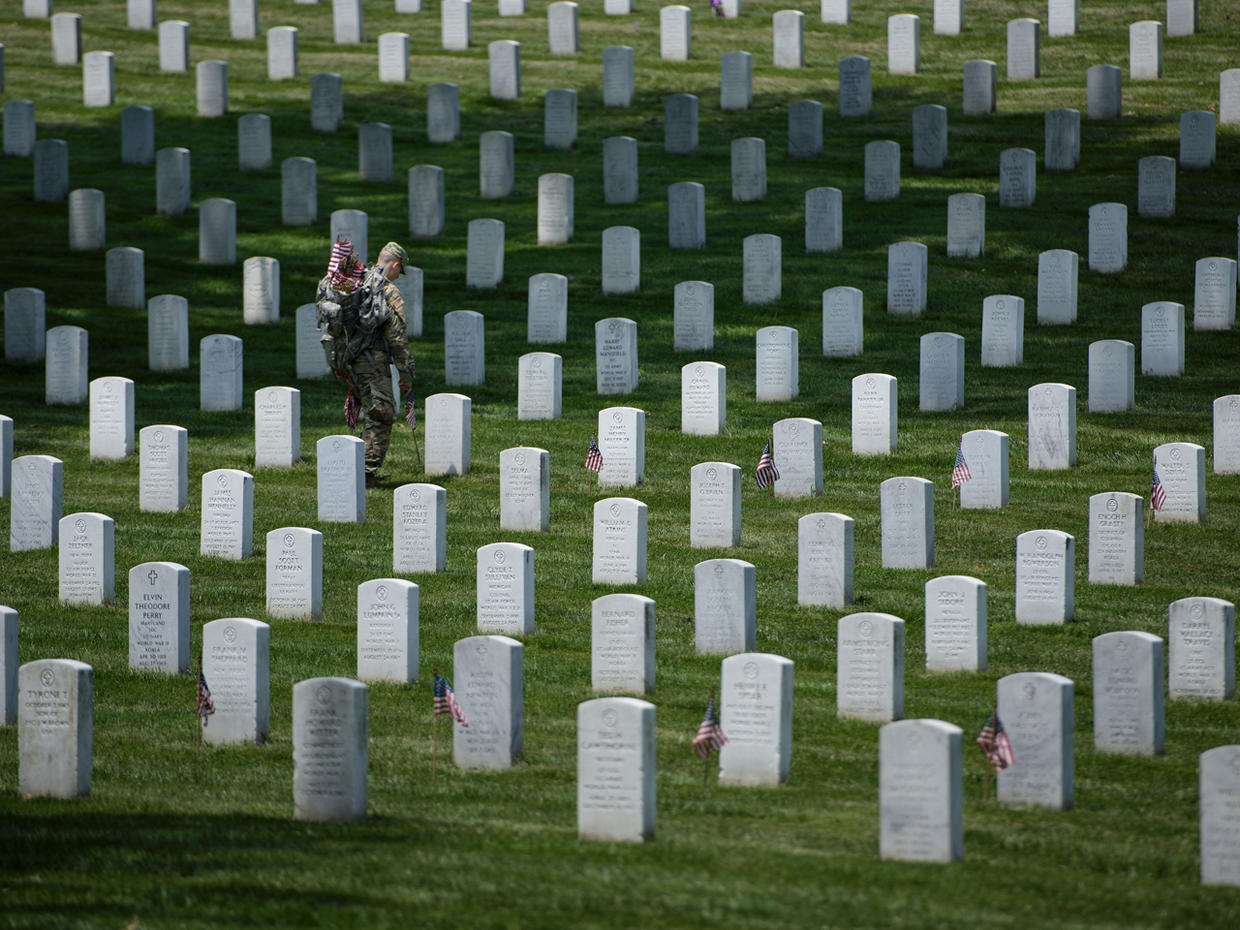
[2,0,1240,927]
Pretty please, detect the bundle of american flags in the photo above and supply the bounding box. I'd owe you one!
[584,435,604,473]
[755,438,779,489]
[1150,465,1167,512]
[344,391,362,431]
[693,698,729,758]
[976,710,1014,772]
[433,674,469,726]
[951,442,972,488]
[327,238,365,291]
[196,665,216,727]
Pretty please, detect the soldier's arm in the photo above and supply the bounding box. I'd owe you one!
[382,286,416,385]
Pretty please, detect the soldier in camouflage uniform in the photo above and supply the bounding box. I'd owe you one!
[353,242,416,488]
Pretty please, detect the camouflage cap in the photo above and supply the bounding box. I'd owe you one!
[380,241,409,266]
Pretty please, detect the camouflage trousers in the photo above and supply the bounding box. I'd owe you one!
[352,357,396,476]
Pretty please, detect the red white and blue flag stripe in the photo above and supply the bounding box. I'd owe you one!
[952,442,972,489]
[755,439,779,489]
[693,698,729,759]
[433,674,469,727]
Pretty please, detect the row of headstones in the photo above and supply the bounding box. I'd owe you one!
[6,241,1233,394]
[7,504,1235,692]
[16,44,1237,176]
[10,647,1240,880]
[15,0,1207,38]
[14,316,1237,473]
[8,368,1240,525]
[7,450,1210,650]
[15,3,1240,124]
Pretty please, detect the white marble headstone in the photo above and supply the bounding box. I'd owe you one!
[596,318,638,395]
[959,429,1009,510]
[919,332,964,411]
[1092,631,1164,755]
[393,483,447,574]
[1044,108,1080,171]
[1169,597,1235,701]
[1087,339,1134,412]
[1037,249,1078,324]
[1140,301,1184,376]
[453,635,523,769]
[1087,492,1143,585]
[292,677,367,822]
[200,334,243,412]
[517,352,562,421]
[45,325,88,405]
[1201,745,1240,886]
[851,373,896,456]
[674,281,714,350]
[838,612,905,722]
[88,376,134,459]
[202,617,269,745]
[500,447,549,532]
[602,226,640,294]
[887,241,927,315]
[444,309,485,386]
[998,672,1074,809]
[592,497,647,584]
[148,294,189,370]
[357,578,418,683]
[591,594,655,694]
[10,455,63,551]
[128,561,190,674]
[139,425,187,512]
[577,697,655,842]
[4,287,45,361]
[681,363,726,436]
[879,719,963,862]
[668,182,705,248]
[1027,383,1076,469]
[797,512,854,608]
[18,659,92,798]
[772,417,822,498]
[200,469,254,559]
[1015,530,1074,624]
[865,140,900,202]
[265,527,323,620]
[719,653,794,786]
[925,576,986,672]
[58,512,114,605]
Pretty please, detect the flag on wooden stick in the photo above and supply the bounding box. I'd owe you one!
[693,697,728,758]
[196,664,216,728]
[1150,465,1167,512]
[433,674,469,727]
[755,438,779,489]
[584,435,604,473]
[951,442,972,489]
[976,710,1014,772]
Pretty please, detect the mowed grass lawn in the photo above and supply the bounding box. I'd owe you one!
[2,1,1240,927]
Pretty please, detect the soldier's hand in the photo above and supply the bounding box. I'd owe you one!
[399,381,411,395]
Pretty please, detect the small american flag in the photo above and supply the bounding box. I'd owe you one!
[327,238,365,289]
[404,399,417,431]
[976,710,1014,772]
[951,442,972,489]
[433,674,469,727]
[196,666,216,727]
[755,438,779,489]
[584,435,604,473]
[1150,465,1167,512]
[345,391,362,431]
[693,698,729,758]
